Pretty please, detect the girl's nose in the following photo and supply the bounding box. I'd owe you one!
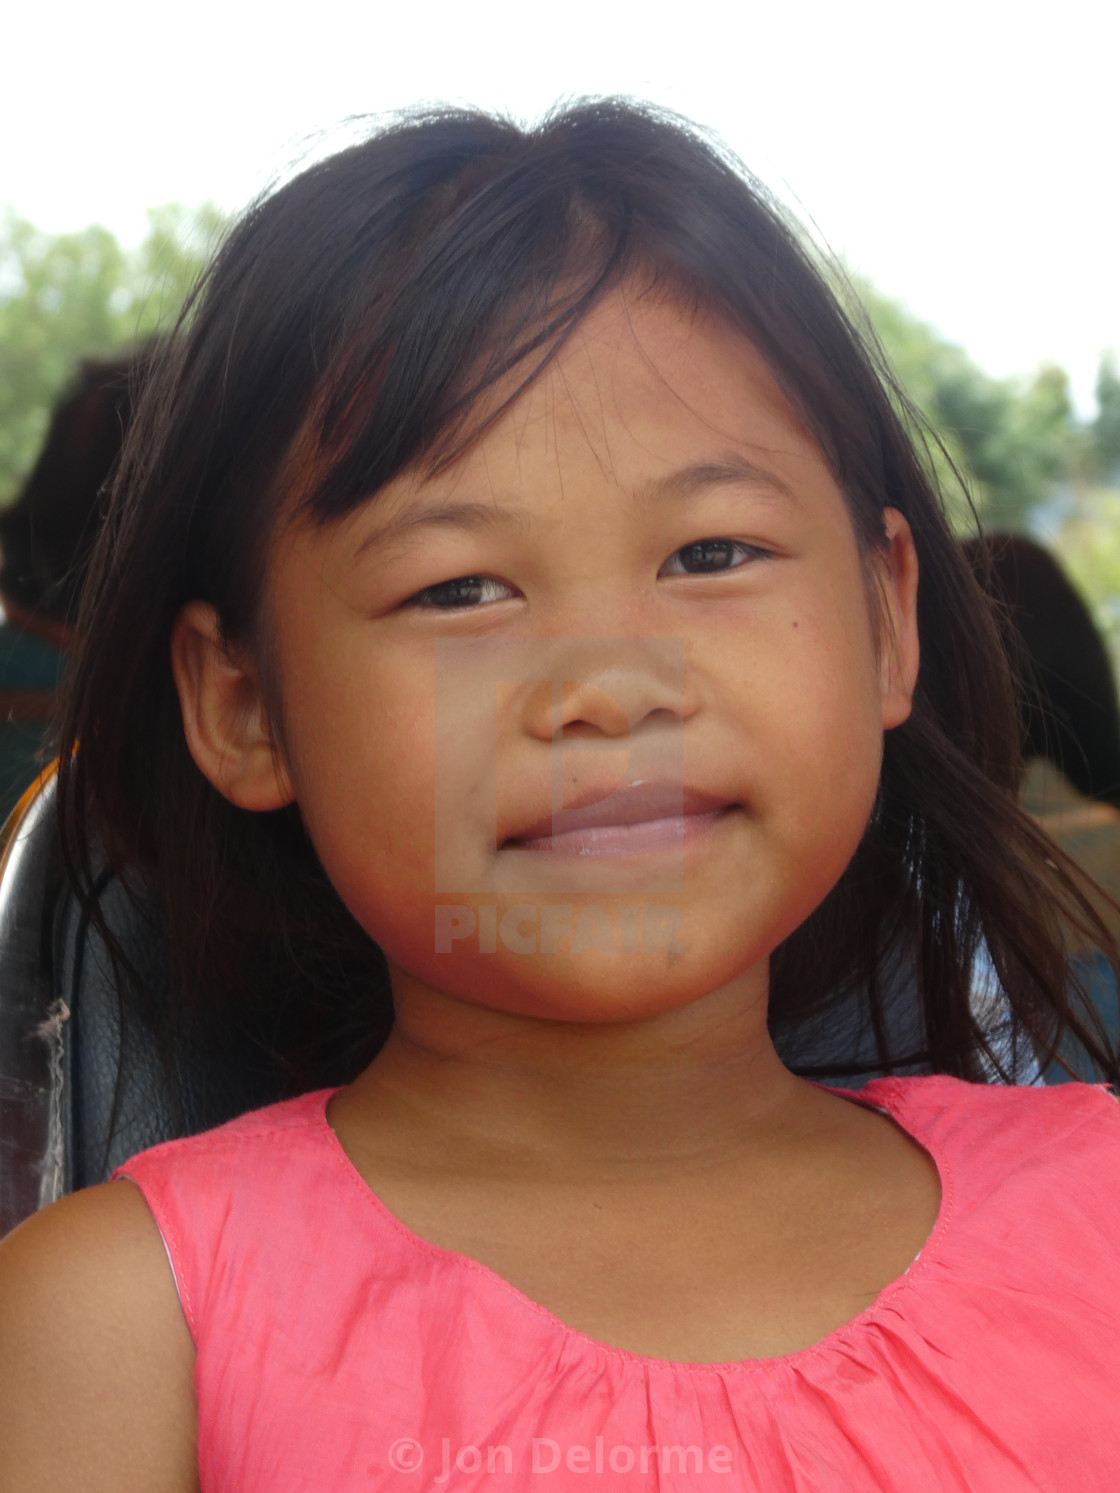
[518,639,690,744]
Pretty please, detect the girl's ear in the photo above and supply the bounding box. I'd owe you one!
[170,601,295,811]
[878,508,920,730]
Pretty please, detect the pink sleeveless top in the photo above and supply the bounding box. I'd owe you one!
[113,1074,1120,1490]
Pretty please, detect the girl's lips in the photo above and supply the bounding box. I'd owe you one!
[504,806,736,857]
[503,782,736,845]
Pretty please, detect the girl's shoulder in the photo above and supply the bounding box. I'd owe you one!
[106,1088,346,1337]
[874,1070,1118,1120]
[108,1087,340,1213]
[111,1087,339,1192]
[122,1085,338,1163]
[0,1178,199,1492]
[0,1091,337,1490]
[861,1072,1120,1205]
[865,1070,1120,1135]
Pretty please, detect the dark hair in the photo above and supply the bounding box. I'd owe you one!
[57,99,1120,1121]
[963,533,1120,807]
[0,349,152,625]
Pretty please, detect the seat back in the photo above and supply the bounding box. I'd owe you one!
[0,766,66,1234]
[0,767,289,1237]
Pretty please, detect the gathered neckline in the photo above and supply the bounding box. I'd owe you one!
[313,1075,954,1376]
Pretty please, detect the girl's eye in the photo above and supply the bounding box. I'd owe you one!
[404,541,767,609]
[659,539,767,576]
[404,575,516,609]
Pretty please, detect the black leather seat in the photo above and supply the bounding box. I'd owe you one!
[0,766,67,1236]
[0,767,290,1237]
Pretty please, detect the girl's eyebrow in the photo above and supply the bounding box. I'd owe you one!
[352,453,796,558]
[641,454,798,508]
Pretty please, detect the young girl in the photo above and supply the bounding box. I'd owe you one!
[2,100,1119,1491]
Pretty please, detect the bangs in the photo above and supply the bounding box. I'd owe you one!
[299,202,630,525]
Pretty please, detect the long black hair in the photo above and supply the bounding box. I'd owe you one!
[57,100,1120,1135]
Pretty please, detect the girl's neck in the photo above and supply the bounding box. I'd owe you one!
[344,964,809,1176]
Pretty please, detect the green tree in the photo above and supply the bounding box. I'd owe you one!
[1051,487,1120,678]
[0,205,224,501]
[1091,352,1120,483]
[851,280,1075,530]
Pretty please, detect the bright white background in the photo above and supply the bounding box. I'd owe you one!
[3,0,1117,411]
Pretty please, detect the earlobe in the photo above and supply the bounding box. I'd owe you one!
[878,508,920,730]
[169,601,295,811]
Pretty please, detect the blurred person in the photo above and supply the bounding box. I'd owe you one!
[0,349,150,821]
[964,531,1120,1081]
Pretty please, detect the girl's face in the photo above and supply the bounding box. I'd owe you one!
[176,286,918,1024]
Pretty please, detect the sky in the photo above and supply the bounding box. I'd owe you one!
[3,0,1118,414]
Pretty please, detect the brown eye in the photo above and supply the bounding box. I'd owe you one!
[660,540,766,576]
[406,576,515,609]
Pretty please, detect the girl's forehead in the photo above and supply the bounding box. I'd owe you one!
[524,289,809,434]
[425,290,822,495]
